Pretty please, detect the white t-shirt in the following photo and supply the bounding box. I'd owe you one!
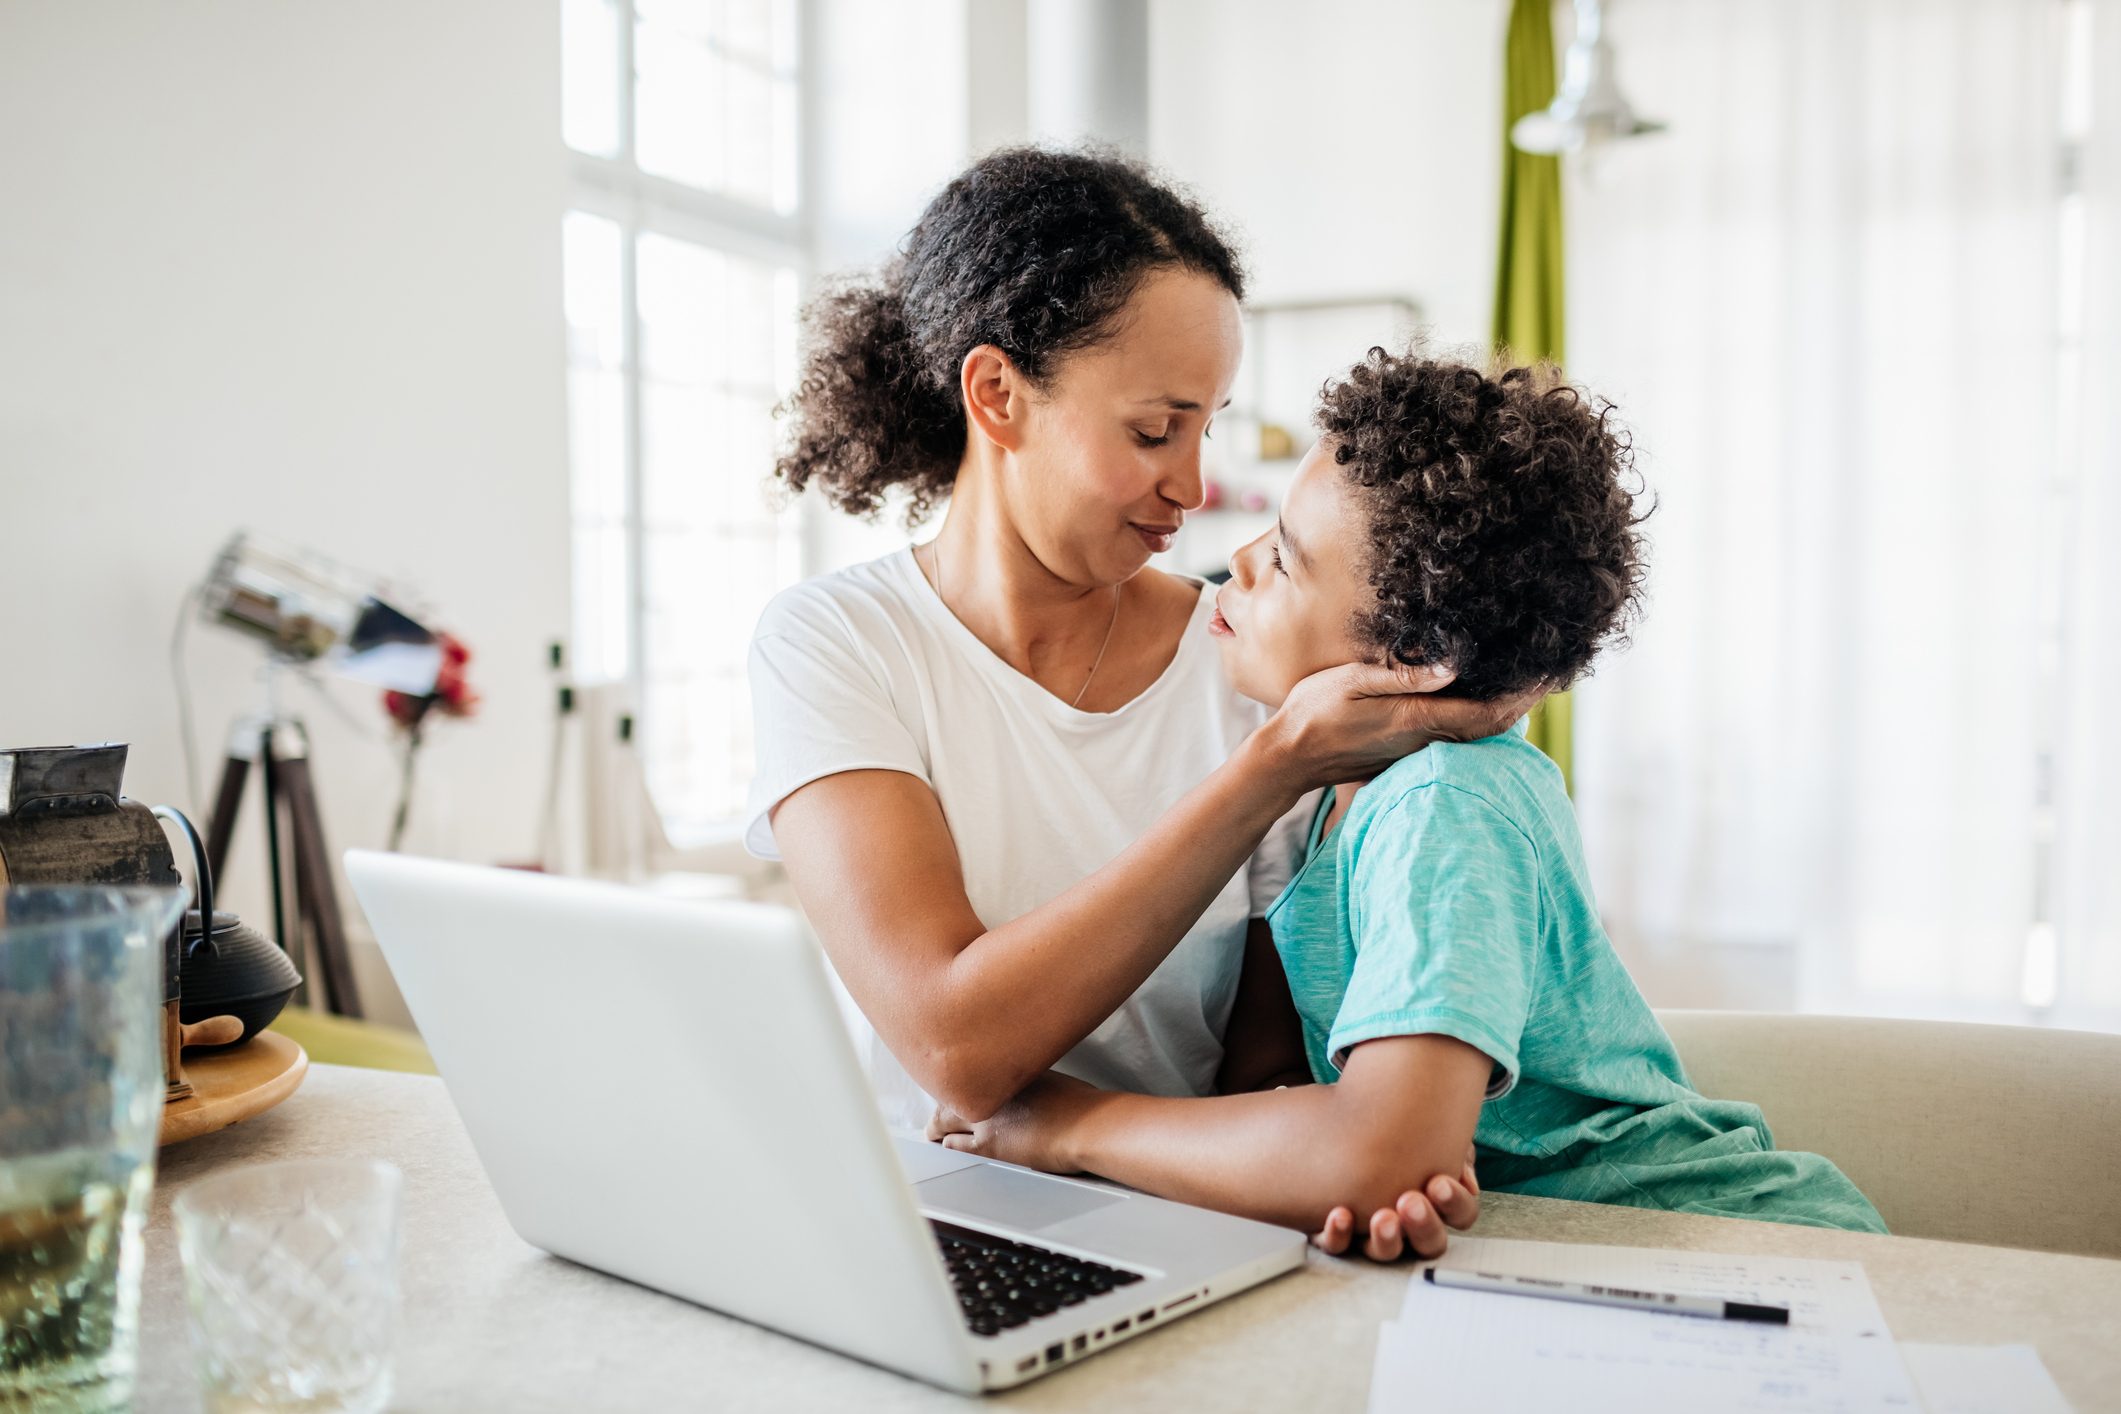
[745,547,1311,1129]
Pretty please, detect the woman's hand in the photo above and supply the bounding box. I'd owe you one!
[1309,1147,1482,1262]
[1262,663,1548,789]
[927,1072,1102,1173]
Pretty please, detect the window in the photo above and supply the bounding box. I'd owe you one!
[560,0,805,839]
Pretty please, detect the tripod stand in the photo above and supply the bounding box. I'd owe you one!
[202,695,364,1019]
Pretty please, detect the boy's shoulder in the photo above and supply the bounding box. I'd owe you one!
[1348,721,1565,838]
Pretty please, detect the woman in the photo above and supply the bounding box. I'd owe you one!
[746,149,1523,1260]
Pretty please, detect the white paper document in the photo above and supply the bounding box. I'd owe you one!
[1899,1343,2072,1414]
[1368,1237,1922,1414]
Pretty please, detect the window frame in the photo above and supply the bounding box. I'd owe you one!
[563,0,816,836]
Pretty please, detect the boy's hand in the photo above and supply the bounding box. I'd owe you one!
[931,1078,1484,1263]
[926,1071,1101,1173]
[1309,1146,1482,1261]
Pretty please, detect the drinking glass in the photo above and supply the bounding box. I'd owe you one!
[174,1159,402,1414]
[1,884,187,1414]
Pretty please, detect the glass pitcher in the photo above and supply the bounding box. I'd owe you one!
[1,884,186,1413]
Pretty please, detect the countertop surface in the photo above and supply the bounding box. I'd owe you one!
[135,1064,2121,1411]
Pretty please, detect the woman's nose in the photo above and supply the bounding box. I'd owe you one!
[1228,534,1259,587]
[1160,440,1207,513]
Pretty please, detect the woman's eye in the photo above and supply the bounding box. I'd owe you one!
[1270,542,1286,575]
[1133,429,1172,448]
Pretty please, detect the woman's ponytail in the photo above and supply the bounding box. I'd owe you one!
[774,265,966,524]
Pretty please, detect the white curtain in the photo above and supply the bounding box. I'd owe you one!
[1564,0,2121,1027]
[2055,0,2121,1031]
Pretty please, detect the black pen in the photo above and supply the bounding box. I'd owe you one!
[1424,1266,1791,1324]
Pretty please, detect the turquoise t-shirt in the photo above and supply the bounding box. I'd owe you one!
[1266,725,1885,1233]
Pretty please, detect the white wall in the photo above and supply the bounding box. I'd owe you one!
[0,1,570,1023]
[1148,0,1507,346]
[1143,0,1506,575]
[802,0,995,567]
[1028,0,1150,152]
[809,0,976,274]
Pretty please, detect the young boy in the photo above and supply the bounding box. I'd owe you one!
[930,351,1885,1237]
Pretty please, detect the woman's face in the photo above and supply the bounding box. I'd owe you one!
[1211,441,1377,708]
[1009,268,1244,586]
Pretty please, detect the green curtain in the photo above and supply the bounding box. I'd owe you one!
[1494,0,1573,791]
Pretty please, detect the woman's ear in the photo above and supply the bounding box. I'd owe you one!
[961,345,1029,453]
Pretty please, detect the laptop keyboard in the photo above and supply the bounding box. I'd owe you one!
[930,1219,1145,1337]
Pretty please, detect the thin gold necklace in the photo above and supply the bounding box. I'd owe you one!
[928,539,1122,710]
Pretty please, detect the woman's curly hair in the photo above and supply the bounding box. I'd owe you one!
[774,146,1245,524]
[1319,351,1650,699]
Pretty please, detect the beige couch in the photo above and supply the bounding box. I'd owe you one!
[1656,1009,2121,1258]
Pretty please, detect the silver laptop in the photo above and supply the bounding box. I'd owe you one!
[343,850,1304,1393]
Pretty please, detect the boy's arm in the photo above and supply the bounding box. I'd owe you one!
[934,1033,1492,1235]
[1206,922,1483,1256]
[1214,919,1314,1094]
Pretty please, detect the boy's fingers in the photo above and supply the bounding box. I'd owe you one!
[1397,1192,1448,1259]
[1429,1174,1480,1231]
[1310,1206,1355,1255]
[1363,1208,1403,1262]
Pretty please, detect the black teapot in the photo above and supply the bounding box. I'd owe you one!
[179,908,301,1046]
[160,808,303,1049]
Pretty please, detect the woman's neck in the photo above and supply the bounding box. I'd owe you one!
[926,456,1123,674]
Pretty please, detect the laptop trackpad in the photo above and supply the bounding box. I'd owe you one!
[915,1164,1124,1232]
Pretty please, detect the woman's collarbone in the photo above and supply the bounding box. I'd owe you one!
[1069,573,1199,711]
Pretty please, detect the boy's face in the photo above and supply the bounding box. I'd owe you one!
[1210,441,1377,707]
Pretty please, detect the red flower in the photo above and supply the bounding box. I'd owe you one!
[382,632,480,732]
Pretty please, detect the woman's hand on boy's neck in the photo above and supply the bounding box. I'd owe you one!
[1255,661,1537,791]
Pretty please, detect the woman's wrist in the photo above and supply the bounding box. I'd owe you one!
[1235,714,1317,803]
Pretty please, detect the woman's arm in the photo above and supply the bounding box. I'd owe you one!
[772,729,1308,1123]
[932,1034,1494,1234]
[773,663,1533,1123]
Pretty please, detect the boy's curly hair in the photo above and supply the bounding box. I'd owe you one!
[1318,350,1649,699]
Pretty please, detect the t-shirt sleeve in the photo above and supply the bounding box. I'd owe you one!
[743,590,931,861]
[1325,784,1539,1099]
[1246,788,1322,918]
